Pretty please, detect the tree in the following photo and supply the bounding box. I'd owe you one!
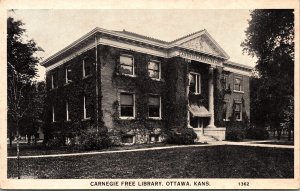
[241,10,294,140]
[19,81,46,144]
[7,16,43,178]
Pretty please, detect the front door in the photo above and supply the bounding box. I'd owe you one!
[190,114,204,136]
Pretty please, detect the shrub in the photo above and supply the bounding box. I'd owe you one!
[45,138,65,148]
[166,128,197,145]
[225,121,245,141]
[78,127,111,151]
[246,127,269,140]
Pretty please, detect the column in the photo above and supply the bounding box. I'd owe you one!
[207,66,215,128]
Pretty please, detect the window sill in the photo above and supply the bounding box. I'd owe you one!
[233,90,244,94]
[189,92,201,95]
[149,140,161,144]
[82,74,93,79]
[116,73,136,78]
[81,117,91,121]
[50,87,58,91]
[223,119,230,121]
[150,78,162,82]
[148,117,162,120]
[119,117,135,120]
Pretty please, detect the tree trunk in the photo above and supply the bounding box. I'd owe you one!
[9,131,13,148]
[277,129,282,140]
[27,134,31,144]
[16,120,20,179]
[34,134,37,145]
[288,128,291,141]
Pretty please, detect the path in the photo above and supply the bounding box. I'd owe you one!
[7,140,294,159]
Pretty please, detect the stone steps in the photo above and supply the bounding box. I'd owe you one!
[192,128,221,143]
[197,135,219,143]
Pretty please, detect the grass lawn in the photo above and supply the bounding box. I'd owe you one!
[7,145,293,179]
[254,141,294,146]
[7,142,200,156]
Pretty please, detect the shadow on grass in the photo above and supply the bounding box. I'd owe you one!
[8,145,294,179]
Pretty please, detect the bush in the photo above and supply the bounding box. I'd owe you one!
[45,138,65,148]
[78,128,111,151]
[246,127,269,140]
[166,128,197,145]
[225,121,245,141]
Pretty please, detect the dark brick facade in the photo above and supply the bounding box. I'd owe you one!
[223,73,250,121]
[44,44,250,144]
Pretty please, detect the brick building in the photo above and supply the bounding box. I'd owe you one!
[41,28,252,144]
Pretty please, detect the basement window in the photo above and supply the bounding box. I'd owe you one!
[149,134,160,143]
[122,135,135,144]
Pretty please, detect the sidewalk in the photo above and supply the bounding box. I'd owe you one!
[211,140,294,149]
[7,140,294,159]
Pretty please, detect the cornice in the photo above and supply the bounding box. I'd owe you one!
[224,61,253,71]
[41,27,251,72]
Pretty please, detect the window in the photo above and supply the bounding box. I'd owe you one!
[120,93,135,118]
[148,95,161,118]
[149,134,160,143]
[65,67,72,84]
[234,77,243,91]
[234,103,242,121]
[189,73,201,94]
[148,61,160,79]
[52,105,55,122]
[83,95,91,119]
[223,101,229,121]
[119,55,134,76]
[82,60,91,77]
[66,101,70,121]
[222,74,229,89]
[51,73,57,89]
[122,135,135,144]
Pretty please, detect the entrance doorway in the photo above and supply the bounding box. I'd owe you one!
[189,113,209,135]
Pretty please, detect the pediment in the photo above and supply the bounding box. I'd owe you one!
[181,36,219,54]
[175,31,229,59]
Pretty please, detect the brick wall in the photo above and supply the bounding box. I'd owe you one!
[99,45,169,144]
[223,73,250,122]
[44,44,251,144]
[45,48,97,140]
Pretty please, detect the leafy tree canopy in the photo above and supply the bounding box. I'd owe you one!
[7,16,44,143]
[241,10,294,139]
[242,9,294,79]
[7,17,43,80]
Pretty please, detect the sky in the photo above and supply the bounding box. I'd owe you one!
[9,9,257,81]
